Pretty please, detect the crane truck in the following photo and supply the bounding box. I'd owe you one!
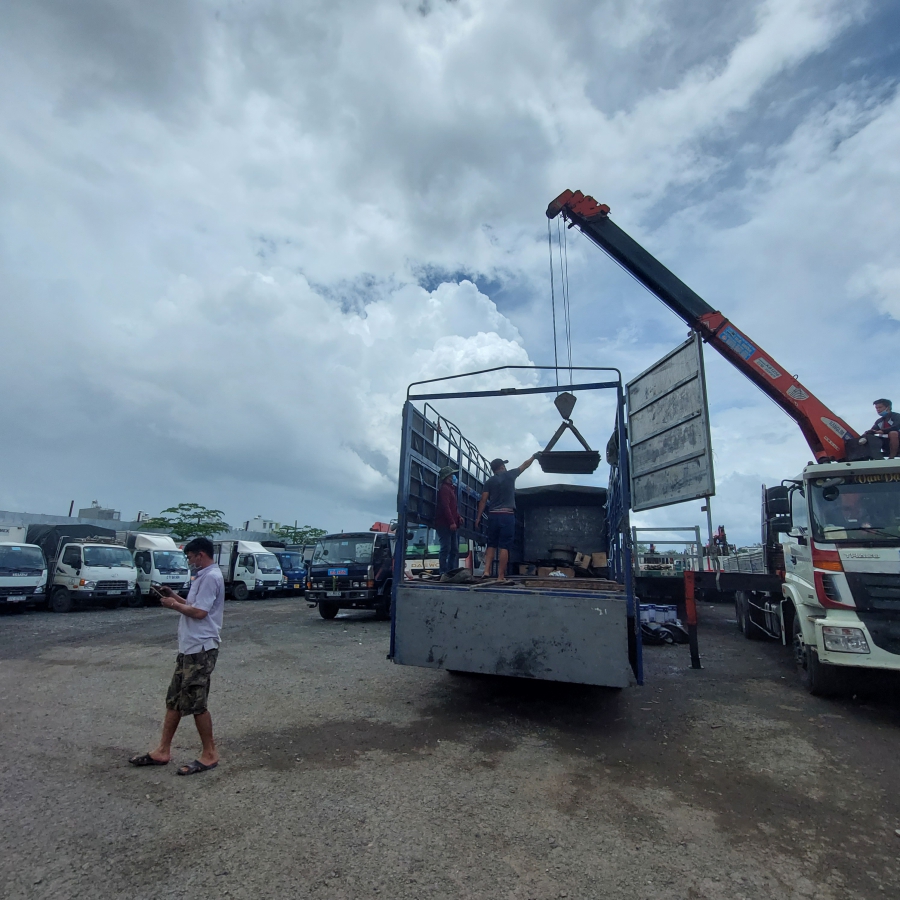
[547,190,900,695]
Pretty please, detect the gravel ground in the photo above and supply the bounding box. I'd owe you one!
[1,597,899,900]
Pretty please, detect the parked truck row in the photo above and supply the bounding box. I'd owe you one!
[0,526,314,613]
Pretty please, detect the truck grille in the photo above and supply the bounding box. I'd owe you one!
[0,585,36,597]
[96,580,129,591]
[846,573,900,655]
[846,573,900,612]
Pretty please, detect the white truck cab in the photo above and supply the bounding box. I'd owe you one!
[27,525,137,614]
[0,526,48,613]
[779,458,900,692]
[213,540,283,600]
[119,532,190,608]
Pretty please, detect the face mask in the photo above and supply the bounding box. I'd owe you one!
[452,476,458,486]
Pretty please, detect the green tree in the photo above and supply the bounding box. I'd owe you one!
[141,503,229,541]
[272,524,327,546]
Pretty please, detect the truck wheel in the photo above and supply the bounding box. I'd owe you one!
[232,582,249,601]
[792,613,840,697]
[127,587,144,608]
[319,601,339,620]
[51,587,73,614]
[736,592,764,640]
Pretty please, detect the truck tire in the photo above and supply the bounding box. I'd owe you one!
[735,592,764,640]
[792,613,840,697]
[51,587,73,614]
[127,586,144,608]
[319,601,339,620]
[232,582,249,601]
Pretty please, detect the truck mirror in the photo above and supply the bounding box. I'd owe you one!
[766,486,791,516]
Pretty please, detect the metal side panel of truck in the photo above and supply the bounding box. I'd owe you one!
[394,582,634,686]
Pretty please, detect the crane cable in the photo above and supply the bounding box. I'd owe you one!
[548,218,574,391]
[547,219,560,389]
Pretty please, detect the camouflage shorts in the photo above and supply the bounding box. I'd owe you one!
[165,648,218,716]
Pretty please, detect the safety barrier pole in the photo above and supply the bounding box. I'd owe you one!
[683,570,702,669]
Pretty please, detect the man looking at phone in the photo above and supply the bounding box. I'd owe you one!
[129,536,225,775]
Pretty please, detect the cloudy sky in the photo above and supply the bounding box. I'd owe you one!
[2,0,899,545]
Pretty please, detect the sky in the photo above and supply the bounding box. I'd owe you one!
[2,0,899,545]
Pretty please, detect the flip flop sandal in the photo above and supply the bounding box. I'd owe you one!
[176,759,218,776]
[496,579,516,586]
[129,753,168,767]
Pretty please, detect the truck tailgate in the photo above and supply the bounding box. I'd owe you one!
[394,583,635,687]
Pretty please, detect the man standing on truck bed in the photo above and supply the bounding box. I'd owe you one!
[477,454,539,583]
[434,465,463,575]
[129,537,225,776]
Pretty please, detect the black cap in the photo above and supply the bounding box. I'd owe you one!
[490,458,508,472]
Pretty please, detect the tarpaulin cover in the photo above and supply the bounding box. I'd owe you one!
[26,524,117,560]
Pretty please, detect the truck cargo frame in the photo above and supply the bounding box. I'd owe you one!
[389,365,642,686]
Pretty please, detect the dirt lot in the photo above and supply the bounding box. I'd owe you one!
[1,597,899,900]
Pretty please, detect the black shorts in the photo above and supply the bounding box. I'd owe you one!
[487,513,516,550]
[165,648,218,716]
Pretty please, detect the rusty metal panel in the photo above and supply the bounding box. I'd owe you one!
[626,334,714,512]
[394,583,634,687]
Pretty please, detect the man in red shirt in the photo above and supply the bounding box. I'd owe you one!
[434,465,463,574]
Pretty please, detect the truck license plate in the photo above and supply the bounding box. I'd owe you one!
[7,595,25,601]
[328,568,348,576]
[326,591,342,597]
[268,586,276,590]
[293,583,301,589]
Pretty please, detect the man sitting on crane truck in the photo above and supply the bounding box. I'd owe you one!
[865,399,899,459]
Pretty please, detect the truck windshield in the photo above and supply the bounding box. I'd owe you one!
[276,552,304,571]
[153,550,189,574]
[312,537,374,566]
[406,527,470,557]
[0,545,45,572]
[83,546,135,567]
[255,553,283,574]
[810,475,900,543]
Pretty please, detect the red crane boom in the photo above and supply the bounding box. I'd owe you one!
[547,189,857,461]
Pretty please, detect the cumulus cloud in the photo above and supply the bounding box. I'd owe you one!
[1,0,897,544]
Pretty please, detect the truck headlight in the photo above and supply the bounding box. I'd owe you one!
[79,579,96,589]
[822,625,870,654]
[255,580,264,588]
[34,584,45,594]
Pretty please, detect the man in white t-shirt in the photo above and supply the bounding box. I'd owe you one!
[129,536,225,775]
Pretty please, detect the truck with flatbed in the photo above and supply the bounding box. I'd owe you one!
[547,188,900,694]
[306,527,394,620]
[390,374,641,688]
[26,524,137,613]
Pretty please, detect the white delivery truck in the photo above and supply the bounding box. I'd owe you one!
[213,540,283,600]
[118,532,191,607]
[26,525,137,613]
[0,526,48,613]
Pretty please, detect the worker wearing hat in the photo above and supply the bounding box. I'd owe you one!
[434,464,463,575]
[475,453,540,583]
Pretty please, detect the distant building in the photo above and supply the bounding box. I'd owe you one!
[245,516,279,533]
[78,500,121,521]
